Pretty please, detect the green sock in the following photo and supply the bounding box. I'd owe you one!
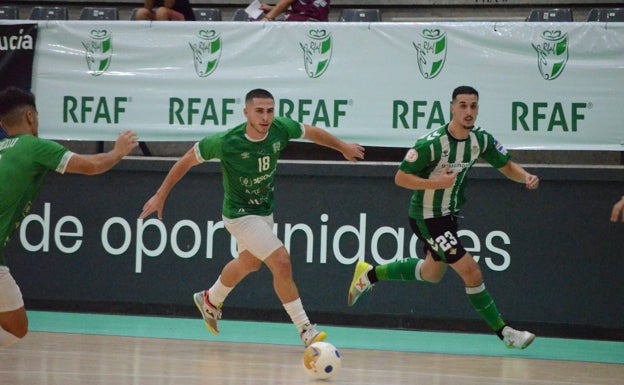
[375,258,420,281]
[467,285,506,331]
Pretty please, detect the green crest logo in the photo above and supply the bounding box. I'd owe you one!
[300,29,332,79]
[82,30,112,76]
[413,29,447,79]
[189,30,222,78]
[532,30,568,80]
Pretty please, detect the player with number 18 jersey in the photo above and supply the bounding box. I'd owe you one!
[194,116,304,219]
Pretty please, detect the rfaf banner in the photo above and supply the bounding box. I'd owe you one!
[21,21,624,150]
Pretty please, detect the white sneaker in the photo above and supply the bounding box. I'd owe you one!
[347,261,374,306]
[193,291,222,336]
[502,326,536,349]
[300,324,327,347]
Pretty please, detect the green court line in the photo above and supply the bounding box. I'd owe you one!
[29,311,624,365]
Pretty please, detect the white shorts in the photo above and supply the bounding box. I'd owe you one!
[0,266,24,312]
[223,215,283,261]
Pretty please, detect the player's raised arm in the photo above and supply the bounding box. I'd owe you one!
[497,161,539,190]
[65,130,138,175]
[139,147,201,220]
[303,125,364,162]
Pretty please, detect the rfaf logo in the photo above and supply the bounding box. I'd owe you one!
[532,30,568,80]
[189,30,222,78]
[413,29,447,79]
[300,29,332,79]
[82,30,112,76]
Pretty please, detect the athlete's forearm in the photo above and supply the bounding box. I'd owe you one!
[304,125,345,152]
[498,162,529,183]
[156,149,199,199]
[395,170,453,191]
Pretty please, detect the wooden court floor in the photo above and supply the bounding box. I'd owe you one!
[0,312,622,385]
[2,332,623,385]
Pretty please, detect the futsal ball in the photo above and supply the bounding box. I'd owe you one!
[302,341,341,380]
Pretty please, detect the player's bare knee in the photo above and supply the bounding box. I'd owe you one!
[155,8,171,20]
[238,258,262,273]
[267,251,292,278]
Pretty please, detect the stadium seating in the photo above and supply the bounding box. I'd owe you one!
[79,7,119,20]
[526,8,573,22]
[587,8,624,22]
[194,8,222,21]
[338,8,382,22]
[232,8,255,21]
[29,6,69,20]
[0,5,19,19]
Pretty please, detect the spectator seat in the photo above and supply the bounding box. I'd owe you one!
[0,6,19,19]
[194,8,222,21]
[338,8,381,22]
[79,7,119,20]
[586,8,624,22]
[29,6,69,20]
[526,8,573,22]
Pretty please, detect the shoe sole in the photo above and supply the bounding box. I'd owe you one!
[193,293,220,336]
[347,261,371,306]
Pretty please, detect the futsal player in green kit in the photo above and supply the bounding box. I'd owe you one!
[0,86,139,348]
[140,88,364,347]
[348,86,538,349]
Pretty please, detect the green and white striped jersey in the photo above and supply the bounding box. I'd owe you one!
[0,135,72,265]
[399,124,510,220]
[194,117,305,219]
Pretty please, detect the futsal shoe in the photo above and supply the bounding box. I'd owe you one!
[502,326,536,349]
[193,290,222,336]
[300,324,327,347]
[347,261,374,306]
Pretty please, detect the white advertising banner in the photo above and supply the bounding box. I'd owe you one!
[19,21,624,149]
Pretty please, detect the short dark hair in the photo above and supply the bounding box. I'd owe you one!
[452,86,479,101]
[245,88,274,104]
[0,86,36,118]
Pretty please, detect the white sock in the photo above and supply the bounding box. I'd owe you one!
[207,276,233,306]
[0,328,20,348]
[283,298,311,332]
[415,259,425,281]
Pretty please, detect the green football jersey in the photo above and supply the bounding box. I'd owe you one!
[194,117,305,219]
[0,135,72,265]
[399,124,511,220]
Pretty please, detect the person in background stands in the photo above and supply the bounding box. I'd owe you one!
[135,0,196,21]
[0,86,138,348]
[348,85,539,349]
[140,88,363,347]
[260,0,330,21]
[611,196,624,222]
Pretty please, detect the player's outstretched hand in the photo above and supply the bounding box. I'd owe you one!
[525,174,539,190]
[342,143,365,162]
[113,130,139,158]
[139,194,165,220]
[610,196,624,222]
[437,164,458,189]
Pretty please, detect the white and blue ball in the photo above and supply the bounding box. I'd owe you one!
[302,341,341,380]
